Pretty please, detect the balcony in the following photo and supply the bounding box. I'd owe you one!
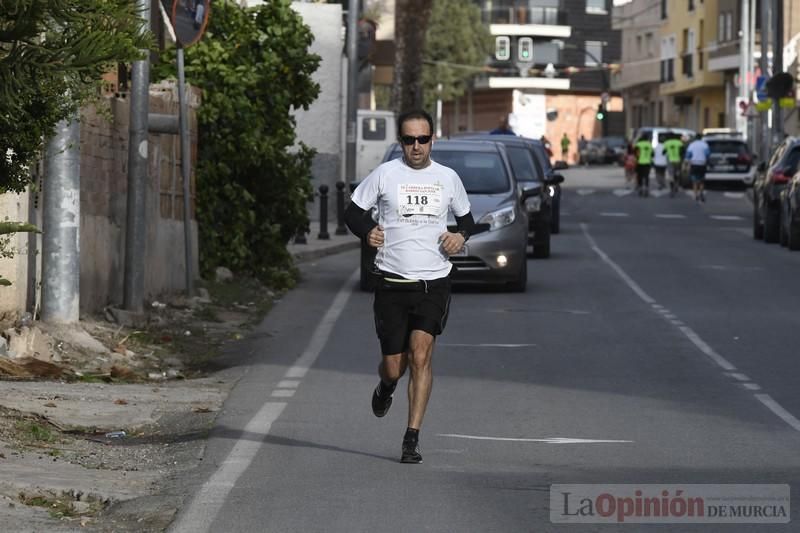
[481,3,571,38]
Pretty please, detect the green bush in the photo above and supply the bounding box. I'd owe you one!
[154,1,320,289]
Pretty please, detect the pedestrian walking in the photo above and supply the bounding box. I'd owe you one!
[560,133,571,160]
[344,109,475,464]
[633,137,653,196]
[653,139,668,190]
[624,144,637,188]
[685,133,710,203]
[662,134,684,197]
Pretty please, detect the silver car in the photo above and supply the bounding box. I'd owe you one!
[357,140,533,291]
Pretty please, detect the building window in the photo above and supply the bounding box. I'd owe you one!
[661,0,667,19]
[725,12,733,41]
[645,33,654,56]
[688,0,695,11]
[636,35,642,54]
[585,0,607,15]
[533,41,560,65]
[718,13,725,41]
[584,40,603,66]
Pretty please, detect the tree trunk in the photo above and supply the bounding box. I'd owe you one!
[391,0,433,115]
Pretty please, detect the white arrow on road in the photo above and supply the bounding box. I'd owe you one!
[438,433,633,444]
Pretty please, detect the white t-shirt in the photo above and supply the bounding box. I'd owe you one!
[653,143,668,167]
[351,157,471,280]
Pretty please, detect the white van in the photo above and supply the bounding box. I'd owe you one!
[633,126,696,148]
[356,109,396,181]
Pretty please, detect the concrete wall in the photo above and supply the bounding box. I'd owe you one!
[0,82,199,317]
[291,2,344,223]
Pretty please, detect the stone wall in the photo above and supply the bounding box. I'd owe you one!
[0,81,199,317]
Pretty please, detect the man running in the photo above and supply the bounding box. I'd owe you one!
[344,109,475,464]
[662,134,684,197]
[685,133,710,203]
[634,136,654,197]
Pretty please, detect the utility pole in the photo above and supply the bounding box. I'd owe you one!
[345,0,358,185]
[759,0,771,160]
[41,116,80,324]
[739,0,750,140]
[772,0,784,144]
[123,0,151,313]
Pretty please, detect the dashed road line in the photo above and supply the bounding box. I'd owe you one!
[581,223,800,433]
[710,215,744,221]
[599,212,630,217]
[655,213,686,219]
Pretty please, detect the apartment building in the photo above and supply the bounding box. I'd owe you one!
[441,0,622,163]
[659,0,726,131]
[611,0,663,135]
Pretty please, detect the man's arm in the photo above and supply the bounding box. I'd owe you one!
[344,202,378,240]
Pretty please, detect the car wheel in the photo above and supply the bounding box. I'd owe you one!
[507,256,527,292]
[550,196,561,234]
[532,225,551,258]
[764,205,781,243]
[752,192,764,240]
[788,218,800,251]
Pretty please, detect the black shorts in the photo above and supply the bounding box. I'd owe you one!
[373,271,451,355]
[689,164,707,182]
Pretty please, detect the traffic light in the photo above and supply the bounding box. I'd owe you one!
[596,103,606,121]
[518,37,533,62]
[495,36,510,61]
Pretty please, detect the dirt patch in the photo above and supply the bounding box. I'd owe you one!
[0,276,281,531]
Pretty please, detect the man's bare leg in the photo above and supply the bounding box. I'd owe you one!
[407,330,435,430]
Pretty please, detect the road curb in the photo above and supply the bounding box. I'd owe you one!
[290,240,360,264]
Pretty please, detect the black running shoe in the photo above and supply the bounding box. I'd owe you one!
[401,440,422,464]
[371,384,393,417]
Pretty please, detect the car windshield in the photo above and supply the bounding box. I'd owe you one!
[388,148,510,194]
[708,141,749,155]
[505,146,540,182]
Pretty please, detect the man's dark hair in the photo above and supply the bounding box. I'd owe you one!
[397,109,434,138]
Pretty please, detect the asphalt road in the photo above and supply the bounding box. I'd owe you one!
[169,165,800,532]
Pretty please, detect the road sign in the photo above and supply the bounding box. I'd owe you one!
[756,75,768,102]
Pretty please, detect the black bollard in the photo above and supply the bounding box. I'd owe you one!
[318,184,330,240]
[335,181,348,235]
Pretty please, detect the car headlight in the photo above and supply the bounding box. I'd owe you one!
[525,195,542,213]
[478,205,516,231]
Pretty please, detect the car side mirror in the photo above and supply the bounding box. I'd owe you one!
[553,160,569,171]
[548,174,565,185]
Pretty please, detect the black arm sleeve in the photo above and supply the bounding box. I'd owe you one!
[455,212,476,238]
[344,202,378,239]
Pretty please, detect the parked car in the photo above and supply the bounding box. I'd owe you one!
[602,136,629,165]
[753,136,800,243]
[449,134,565,255]
[696,136,756,187]
[779,173,800,250]
[355,140,535,291]
[579,140,605,165]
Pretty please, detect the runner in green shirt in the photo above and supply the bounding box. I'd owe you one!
[662,135,685,197]
[634,138,653,197]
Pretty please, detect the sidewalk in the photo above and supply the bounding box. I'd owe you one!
[287,220,360,264]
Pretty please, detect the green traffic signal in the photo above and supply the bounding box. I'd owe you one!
[596,103,605,121]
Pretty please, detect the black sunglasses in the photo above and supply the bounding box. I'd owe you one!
[399,135,432,146]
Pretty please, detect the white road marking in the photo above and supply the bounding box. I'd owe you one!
[438,343,537,348]
[581,223,800,433]
[724,192,745,199]
[276,380,301,389]
[271,390,296,398]
[726,372,751,382]
[755,394,800,432]
[170,269,360,533]
[655,213,686,219]
[613,188,634,197]
[710,215,744,221]
[438,434,633,444]
[744,383,762,391]
[577,188,596,196]
[599,212,630,217]
[650,189,669,198]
